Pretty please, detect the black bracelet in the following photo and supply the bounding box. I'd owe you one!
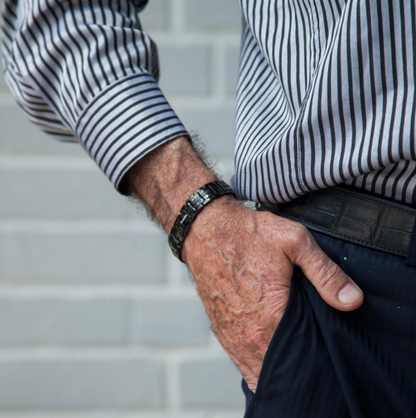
[168,180,236,262]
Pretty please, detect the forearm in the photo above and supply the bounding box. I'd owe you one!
[124,137,225,232]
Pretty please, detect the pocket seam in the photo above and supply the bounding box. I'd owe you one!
[253,272,299,404]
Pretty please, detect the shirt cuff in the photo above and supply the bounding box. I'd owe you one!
[75,73,189,195]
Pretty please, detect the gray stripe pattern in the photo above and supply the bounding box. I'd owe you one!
[1,0,187,193]
[1,0,416,203]
[235,0,416,204]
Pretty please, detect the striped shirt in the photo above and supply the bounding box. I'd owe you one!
[1,1,416,204]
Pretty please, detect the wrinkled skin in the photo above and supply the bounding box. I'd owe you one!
[182,198,364,392]
[126,137,364,394]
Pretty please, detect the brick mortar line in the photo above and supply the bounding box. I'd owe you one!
[170,0,185,33]
[165,357,181,410]
[0,346,229,360]
[0,287,198,296]
[0,156,93,167]
[0,219,155,229]
[0,408,244,416]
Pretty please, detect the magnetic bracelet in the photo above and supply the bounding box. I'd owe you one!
[168,180,236,262]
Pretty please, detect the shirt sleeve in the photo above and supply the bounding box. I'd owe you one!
[0,0,189,194]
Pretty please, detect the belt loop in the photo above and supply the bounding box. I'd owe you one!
[406,218,416,267]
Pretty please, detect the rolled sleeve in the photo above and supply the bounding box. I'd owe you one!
[1,0,189,193]
[76,73,188,193]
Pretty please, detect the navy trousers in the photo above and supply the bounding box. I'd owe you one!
[242,229,416,418]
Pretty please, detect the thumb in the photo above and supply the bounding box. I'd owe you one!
[291,230,364,311]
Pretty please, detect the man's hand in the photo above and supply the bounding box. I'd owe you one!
[125,136,364,393]
[181,196,364,392]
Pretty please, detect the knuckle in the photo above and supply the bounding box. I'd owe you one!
[287,225,314,259]
[290,224,309,246]
[316,261,343,291]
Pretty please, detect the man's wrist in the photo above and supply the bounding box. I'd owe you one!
[168,181,237,262]
[123,137,218,231]
[181,194,243,264]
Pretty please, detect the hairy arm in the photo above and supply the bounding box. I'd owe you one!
[125,136,364,392]
[124,137,220,232]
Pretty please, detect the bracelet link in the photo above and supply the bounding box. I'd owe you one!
[168,180,236,262]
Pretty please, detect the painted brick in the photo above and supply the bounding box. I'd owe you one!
[0,228,167,284]
[128,296,210,345]
[0,296,126,345]
[168,251,194,286]
[139,0,170,32]
[179,357,245,407]
[212,413,246,418]
[0,103,85,156]
[0,294,212,347]
[184,0,242,32]
[0,357,164,408]
[223,45,240,96]
[0,163,139,220]
[157,43,211,95]
[175,104,236,159]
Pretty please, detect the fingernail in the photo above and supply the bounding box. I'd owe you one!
[338,283,363,304]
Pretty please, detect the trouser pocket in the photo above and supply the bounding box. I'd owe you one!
[243,265,349,418]
[252,270,299,403]
[241,269,300,416]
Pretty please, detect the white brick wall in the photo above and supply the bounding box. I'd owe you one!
[0,0,245,416]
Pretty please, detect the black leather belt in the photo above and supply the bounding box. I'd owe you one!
[258,186,416,258]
